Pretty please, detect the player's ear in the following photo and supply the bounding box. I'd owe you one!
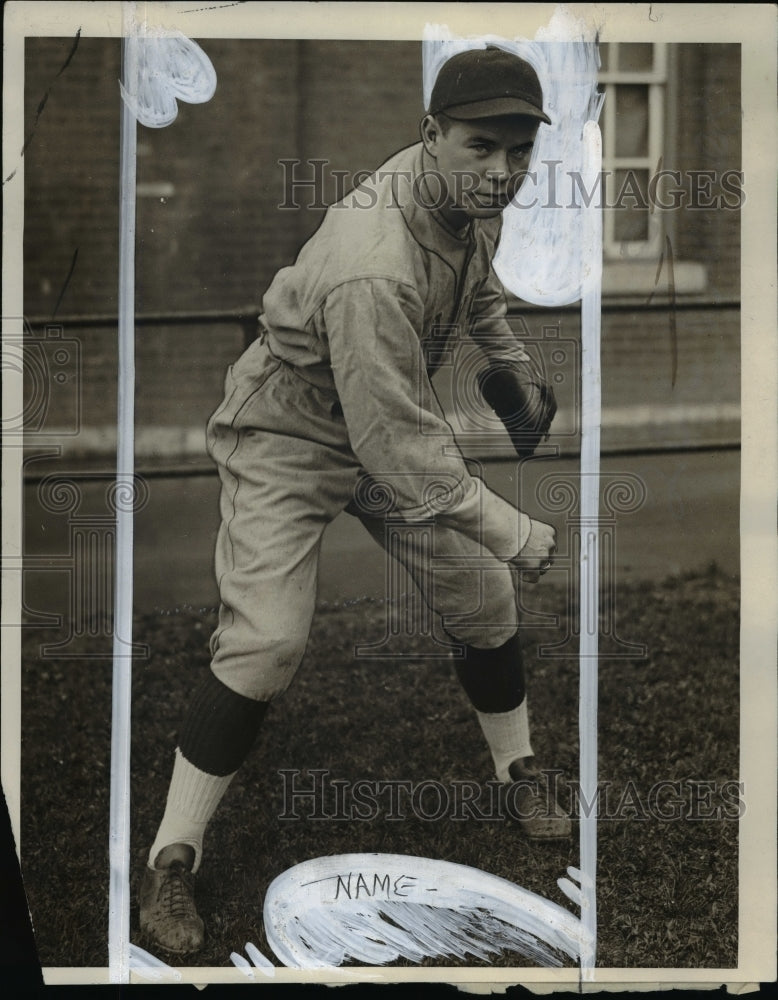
[420,114,441,157]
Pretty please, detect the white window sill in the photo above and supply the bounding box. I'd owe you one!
[602,260,707,297]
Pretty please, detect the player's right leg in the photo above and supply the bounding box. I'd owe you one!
[140,349,359,954]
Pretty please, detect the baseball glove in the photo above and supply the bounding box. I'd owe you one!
[477,357,557,458]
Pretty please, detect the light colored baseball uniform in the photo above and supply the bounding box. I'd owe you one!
[207,142,534,700]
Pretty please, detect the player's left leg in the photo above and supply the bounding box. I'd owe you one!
[355,510,571,839]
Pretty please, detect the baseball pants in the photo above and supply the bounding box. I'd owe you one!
[206,339,520,702]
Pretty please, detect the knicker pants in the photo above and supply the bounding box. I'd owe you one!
[206,341,520,702]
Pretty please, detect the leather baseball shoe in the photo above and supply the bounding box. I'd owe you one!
[139,844,204,954]
[507,756,573,840]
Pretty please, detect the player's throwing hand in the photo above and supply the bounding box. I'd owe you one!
[511,518,557,583]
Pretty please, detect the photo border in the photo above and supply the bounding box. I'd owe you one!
[2,1,776,990]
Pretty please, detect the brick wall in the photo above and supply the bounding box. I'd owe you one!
[21,39,741,459]
[671,44,741,299]
[24,38,121,316]
[23,38,424,318]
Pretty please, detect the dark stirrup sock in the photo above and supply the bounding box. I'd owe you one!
[454,633,526,714]
[179,671,269,777]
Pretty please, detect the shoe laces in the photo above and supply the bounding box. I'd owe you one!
[159,861,197,920]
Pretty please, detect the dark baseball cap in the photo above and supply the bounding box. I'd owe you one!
[429,46,551,125]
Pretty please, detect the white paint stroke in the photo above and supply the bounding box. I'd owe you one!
[109,4,216,985]
[119,28,216,129]
[579,118,603,980]
[567,865,588,886]
[128,943,182,983]
[108,9,139,983]
[497,25,603,305]
[230,950,255,978]
[557,877,583,908]
[230,942,276,978]
[263,854,590,969]
[245,940,276,975]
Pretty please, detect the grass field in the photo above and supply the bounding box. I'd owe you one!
[20,564,739,972]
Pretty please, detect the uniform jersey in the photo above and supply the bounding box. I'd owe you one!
[245,141,533,560]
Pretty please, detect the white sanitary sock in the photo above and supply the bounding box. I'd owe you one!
[476,697,534,783]
[148,748,235,874]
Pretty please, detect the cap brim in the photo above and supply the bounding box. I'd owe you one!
[442,96,551,126]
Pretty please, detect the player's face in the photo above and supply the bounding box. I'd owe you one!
[421,114,539,227]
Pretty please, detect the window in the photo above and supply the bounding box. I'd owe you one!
[599,42,667,261]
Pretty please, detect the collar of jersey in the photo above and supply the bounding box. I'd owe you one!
[390,143,478,258]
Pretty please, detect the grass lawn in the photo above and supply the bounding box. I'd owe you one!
[20,564,739,972]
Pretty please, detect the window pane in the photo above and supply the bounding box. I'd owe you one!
[599,42,610,71]
[618,43,654,72]
[615,85,649,158]
[613,168,649,242]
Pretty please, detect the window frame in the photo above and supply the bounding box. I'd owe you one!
[599,42,669,261]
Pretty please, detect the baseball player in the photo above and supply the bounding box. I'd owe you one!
[140,46,570,955]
